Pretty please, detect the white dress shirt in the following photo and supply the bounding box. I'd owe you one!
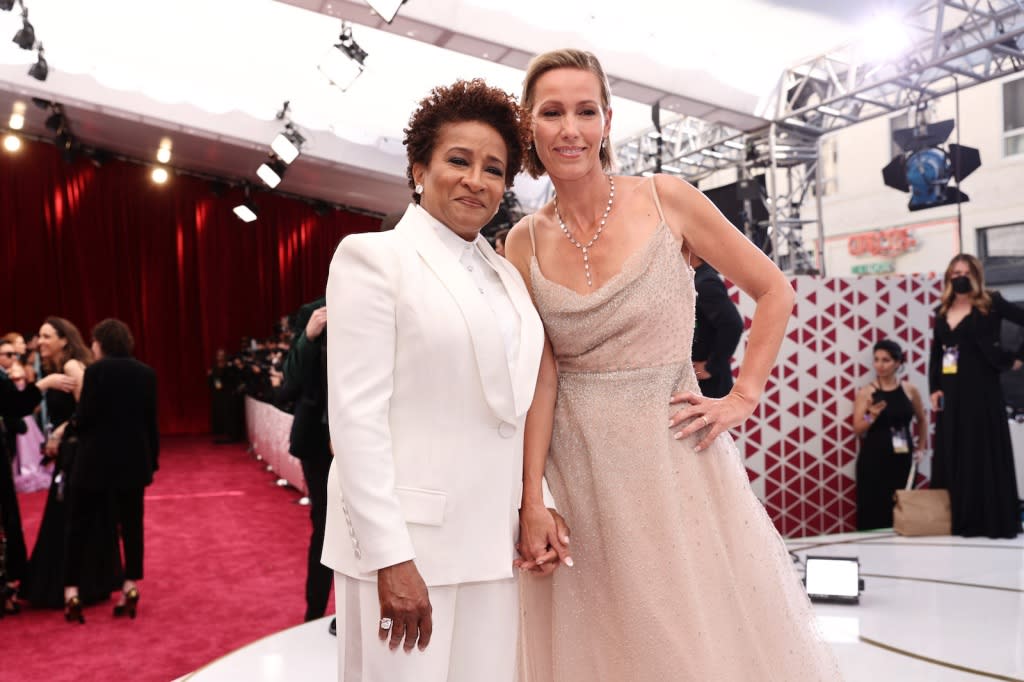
[426,210,521,366]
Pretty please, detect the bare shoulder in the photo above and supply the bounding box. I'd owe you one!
[902,381,921,398]
[64,359,85,377]
[505,215,537,281]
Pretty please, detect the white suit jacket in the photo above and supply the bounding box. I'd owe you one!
[321,204,544,587]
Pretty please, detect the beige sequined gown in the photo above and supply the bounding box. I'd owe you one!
[518,179,841,681]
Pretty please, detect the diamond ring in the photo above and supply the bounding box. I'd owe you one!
[380,617,393,631]
[701,415,710,428]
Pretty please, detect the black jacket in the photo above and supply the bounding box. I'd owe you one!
[691,263,744,399]
[929,290,1024,392]
[72,356,159,490]
[1,375,41,459]
[283,298,330,462]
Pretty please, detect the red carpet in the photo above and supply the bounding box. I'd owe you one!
[1,436,331,682]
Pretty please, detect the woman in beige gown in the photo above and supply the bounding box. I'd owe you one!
[505,50,842,681]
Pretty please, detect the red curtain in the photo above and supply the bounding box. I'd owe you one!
[1,139,381,434]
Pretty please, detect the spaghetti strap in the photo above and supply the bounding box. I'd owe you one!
[650,175,688,263]
[648,175,667,225]
[528,214,538,256]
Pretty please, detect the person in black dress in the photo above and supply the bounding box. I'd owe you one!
[930,254,1024,539]
[691,255,744,399]
[852,339,928,530]
[63,319,158,623]
[281,298,334,627]
[0,366,44,615]
[22,317,121,615]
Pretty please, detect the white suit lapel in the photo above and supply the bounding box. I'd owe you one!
[477,243,544,416]
[398,205,517,422]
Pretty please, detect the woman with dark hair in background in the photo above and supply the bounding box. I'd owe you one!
[63,319,158,623]
[21,317,121,617]
[853,339,928,530]
[930,254,1024,538]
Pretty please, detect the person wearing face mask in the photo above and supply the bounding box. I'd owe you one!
[853,340,928,530]
[930,254,1024,539]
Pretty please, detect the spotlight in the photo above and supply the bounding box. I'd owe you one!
[882,118,981,211]
[3,134,21,152]
[9,102,25,130]
[13,10,35,50]
[234,200,258,223]
[803,556,863,605]
[366,0,407,23]
[318,23,367,92]
[271,124,305,165]
[28,47,48,81]
[156,138,172,164]
[257,156,288,188]
[151,167,169,184]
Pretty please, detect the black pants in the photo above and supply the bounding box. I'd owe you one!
[0,439,27,581]
[66,487,144,586]
[301,451,332,621]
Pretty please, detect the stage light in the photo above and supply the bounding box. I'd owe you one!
[861,11,910,63]
[28,48,46,80]
[9,102,25,130]
[271,124,305,165]
[366,0,407,23]
[257,156,288,188]
[882,118,981,211]
[156,138,172,164]
[234,201,258,223]
[3,134,21,152]
[12,9,34,49]
[803,556,862,605]
[319,23,367,92]
[151,167,169,184]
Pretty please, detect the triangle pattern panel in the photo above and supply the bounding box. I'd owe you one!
[729,274,942,537]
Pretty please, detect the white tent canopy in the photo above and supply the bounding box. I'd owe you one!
[0,0,912,214]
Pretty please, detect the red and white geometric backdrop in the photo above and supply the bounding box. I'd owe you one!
[728,275,943,538]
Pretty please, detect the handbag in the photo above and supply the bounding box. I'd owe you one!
[893,462,951,536]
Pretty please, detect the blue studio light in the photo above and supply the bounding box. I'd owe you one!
[882,119,980,212]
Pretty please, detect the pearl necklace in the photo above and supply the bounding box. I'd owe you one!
[553,175,615,288]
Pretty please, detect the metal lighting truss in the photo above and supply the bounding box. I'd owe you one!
[615,0,1024,274]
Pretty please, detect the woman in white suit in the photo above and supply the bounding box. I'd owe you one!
[322,79,569,682]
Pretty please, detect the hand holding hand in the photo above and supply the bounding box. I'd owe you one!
[517,503,572,573]
[377,560,432,652]
[516,508,572,575]
[306,307,328,341]
[669,389,757,452]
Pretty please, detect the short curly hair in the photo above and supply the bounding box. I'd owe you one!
[403,79,530,202]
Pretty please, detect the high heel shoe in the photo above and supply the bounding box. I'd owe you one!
[112,587,139,619]
[64,596,85,624]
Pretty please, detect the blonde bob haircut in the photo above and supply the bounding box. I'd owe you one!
[521,48,615,179]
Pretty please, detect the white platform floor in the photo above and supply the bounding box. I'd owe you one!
[178,531,1024,681]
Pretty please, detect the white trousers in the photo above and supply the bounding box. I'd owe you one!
[334,572,518,682]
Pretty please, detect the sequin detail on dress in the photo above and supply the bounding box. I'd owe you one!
[518,178,842,681]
